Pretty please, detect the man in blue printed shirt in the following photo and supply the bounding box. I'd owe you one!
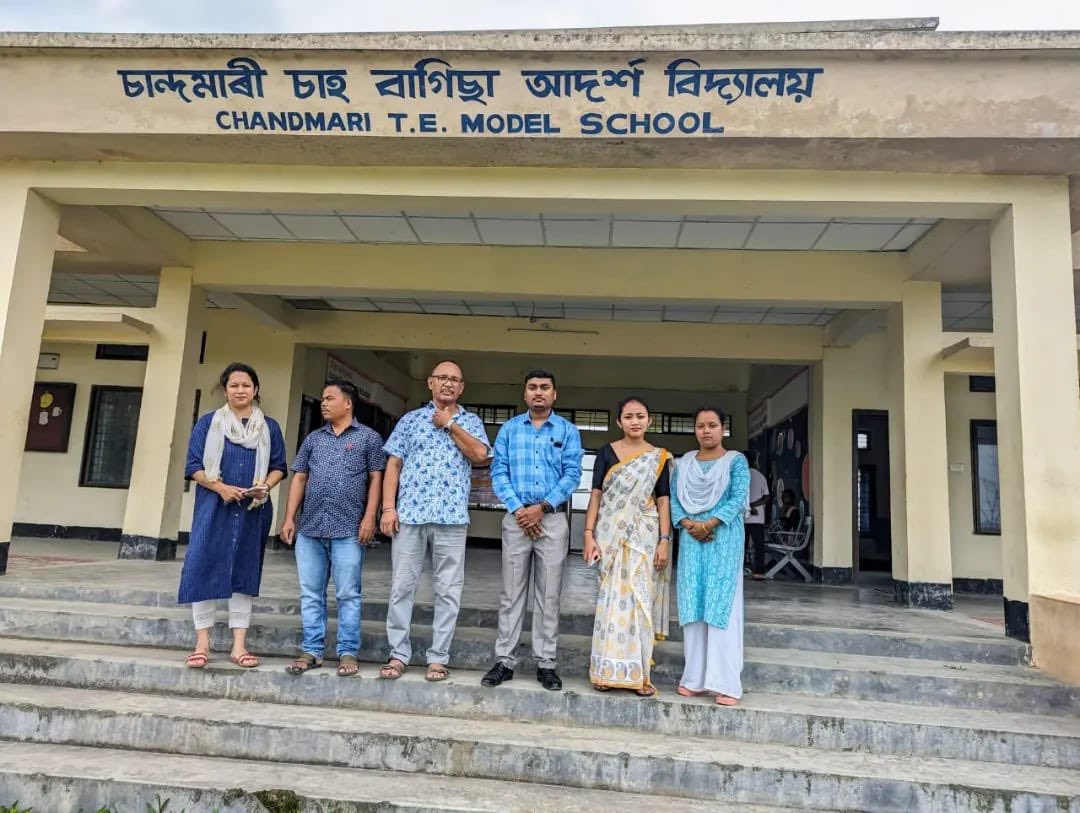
[378,360,490,683]
[482,370,583,691]
[280,379,386,678]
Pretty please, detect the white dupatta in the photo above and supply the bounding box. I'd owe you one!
[202,404,271,509]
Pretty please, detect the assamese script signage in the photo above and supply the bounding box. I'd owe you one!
[113,54,823,138]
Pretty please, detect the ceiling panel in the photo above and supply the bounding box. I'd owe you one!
[341,215,417,242]
[476,218,544,246]
[150,207,942,253]
[745,222,828,250]
[371,298,425,313]
[814,223,904,251]
[276,214,355,242]
[882,223,935,251]
[409,217,481,244]
[211,213,293,240]
[155,210,235,239]
[612,220,680,248]
[677,221,752,249]
[543,219,610,247]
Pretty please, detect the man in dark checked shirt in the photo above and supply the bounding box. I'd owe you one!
[280,378,386,677]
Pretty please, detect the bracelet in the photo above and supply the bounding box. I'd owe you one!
[382,507,397,513]
[584,528,594,534]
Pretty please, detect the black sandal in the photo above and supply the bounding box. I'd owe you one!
[285,652,323,675]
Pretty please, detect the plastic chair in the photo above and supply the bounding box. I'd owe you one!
[764,514,813,582]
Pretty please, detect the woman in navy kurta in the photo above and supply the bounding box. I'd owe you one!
[179,362,287,669]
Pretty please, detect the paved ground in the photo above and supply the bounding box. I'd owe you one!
[4,537,1005,638]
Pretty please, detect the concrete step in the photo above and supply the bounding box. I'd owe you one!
[0,579,1029,664]
[1,683,1077,812]
[2,637,1076,769]
[0,596,1074,716]
[0,741,769,813]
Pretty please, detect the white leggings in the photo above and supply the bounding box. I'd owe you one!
[191,593,253,630]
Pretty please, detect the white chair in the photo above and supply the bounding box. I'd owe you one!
[765,514,813,582]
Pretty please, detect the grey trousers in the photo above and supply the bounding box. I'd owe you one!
[494,511,568,670]
[386,523,468,666]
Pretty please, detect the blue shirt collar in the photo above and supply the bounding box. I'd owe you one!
[320,417,362,434]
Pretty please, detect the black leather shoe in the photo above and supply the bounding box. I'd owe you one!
[481,662,514,687]
[536,668,563,691]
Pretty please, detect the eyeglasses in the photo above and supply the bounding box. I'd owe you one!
[431,374,463,385]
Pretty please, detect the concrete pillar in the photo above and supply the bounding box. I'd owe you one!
[0,186,59,575]
[990,188,1080,673]
[118,267,204,560]
[810,354,855,583]
[886,281,953,609]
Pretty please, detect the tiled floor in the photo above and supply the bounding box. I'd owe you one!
[4,537,1007,637]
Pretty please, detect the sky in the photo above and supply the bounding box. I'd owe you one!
[0,0,1078,34]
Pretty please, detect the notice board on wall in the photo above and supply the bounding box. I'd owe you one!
[24,382,77,453]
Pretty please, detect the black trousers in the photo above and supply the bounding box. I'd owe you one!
[746,524,766,574]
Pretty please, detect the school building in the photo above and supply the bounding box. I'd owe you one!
[0,17,1077,684]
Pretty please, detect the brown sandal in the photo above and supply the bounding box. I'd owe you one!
[636,685,658,697]
[285,652,322,675]
[185,650,209,669]
[379,658,407,680]
[425,663,449,682]
[337,655,360,677]
[231,651,259,669]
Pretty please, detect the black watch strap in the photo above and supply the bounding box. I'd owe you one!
[541,501,554,514]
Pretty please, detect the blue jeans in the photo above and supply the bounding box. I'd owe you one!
[295,534,364,659]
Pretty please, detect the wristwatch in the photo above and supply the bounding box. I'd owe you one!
[659,534,671,542]
[540,501,555,514]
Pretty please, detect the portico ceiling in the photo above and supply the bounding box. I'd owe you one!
[150,208,937,252]
[52,271,1075,332]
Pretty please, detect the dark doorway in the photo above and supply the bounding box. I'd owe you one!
[852,410,892,579]
[296,394,322,452]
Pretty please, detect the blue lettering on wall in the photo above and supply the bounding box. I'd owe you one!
[578,111,724,136]
[216,110,372,132]
[460,113,561,135]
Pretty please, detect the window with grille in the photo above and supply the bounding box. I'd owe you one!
[665,414,697,434]
[80,386,143,488]
[466,404,515,425]
[572,409,609,432]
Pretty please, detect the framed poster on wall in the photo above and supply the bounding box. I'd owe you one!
[24,381,77,453]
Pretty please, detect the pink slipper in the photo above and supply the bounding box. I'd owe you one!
[715,694,739,706]
[677,685,703,697]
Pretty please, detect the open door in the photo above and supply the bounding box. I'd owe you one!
[852,410,892,581]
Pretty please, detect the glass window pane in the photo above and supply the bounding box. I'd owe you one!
[971,421,1001,534]
[81,387,143,488]
[573,409,609,432]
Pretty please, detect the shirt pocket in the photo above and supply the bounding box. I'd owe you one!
[344,447,371,477]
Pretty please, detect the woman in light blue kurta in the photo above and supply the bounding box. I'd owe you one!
[671,407,750,705]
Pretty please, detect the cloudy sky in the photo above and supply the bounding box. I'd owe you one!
[0,0,1078,33]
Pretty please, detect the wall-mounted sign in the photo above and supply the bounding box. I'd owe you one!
[106,53,823,139]
[25,382,76,453]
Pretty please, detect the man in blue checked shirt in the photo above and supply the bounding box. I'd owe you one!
[481,369,583,691]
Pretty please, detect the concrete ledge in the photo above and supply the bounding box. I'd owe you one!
[1032,593,1080,686]
[0,741,735,813]
[3,683,1078,810]
[1,641,1075,769]
[117,534,177,561]
[11,523,121,542]
[0,601,1071,715]
[893,580,954,611]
